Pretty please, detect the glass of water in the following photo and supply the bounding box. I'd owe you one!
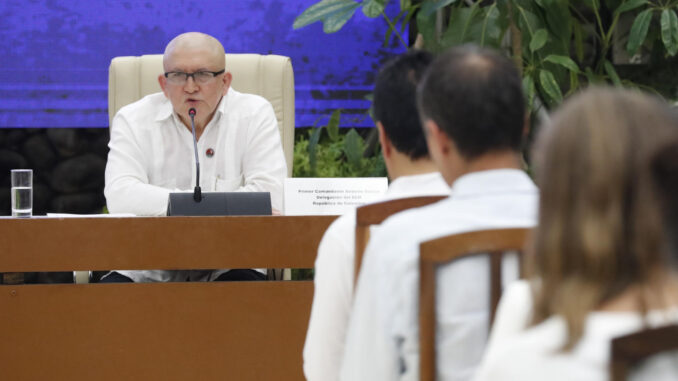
[11,169,32,218]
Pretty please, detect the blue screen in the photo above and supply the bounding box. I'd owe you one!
[0,0,404,129]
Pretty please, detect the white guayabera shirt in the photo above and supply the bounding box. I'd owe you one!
[340,169,539,381]
[104,89,286,282]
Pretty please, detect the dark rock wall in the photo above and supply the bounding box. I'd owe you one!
[0,128,109,215]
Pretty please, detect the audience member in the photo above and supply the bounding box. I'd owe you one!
[473,87,678,381]
[303,50,449,381]
[340,45,539,381]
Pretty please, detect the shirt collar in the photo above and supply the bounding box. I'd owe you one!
[449,169,536,198]
[387,172,447,194]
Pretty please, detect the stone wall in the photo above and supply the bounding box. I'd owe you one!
[0,128,109,216]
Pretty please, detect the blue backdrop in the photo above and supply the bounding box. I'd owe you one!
[0,0,404,129]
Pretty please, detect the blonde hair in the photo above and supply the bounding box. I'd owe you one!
[528,87,678,349]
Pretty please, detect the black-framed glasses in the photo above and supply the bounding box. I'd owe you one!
[164,69,225,85]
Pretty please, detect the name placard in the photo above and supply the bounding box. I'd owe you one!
[284,177,388,216]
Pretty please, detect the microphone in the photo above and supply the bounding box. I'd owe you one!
[188,108,202,202]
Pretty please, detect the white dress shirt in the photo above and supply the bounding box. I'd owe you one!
[473,280,678,381]
[105,89,286,216]
[340,169,539,381]
[104,89,286,282]
[303,172,450,381]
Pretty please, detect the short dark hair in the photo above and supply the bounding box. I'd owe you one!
[373,50,434,160]
[417,45,525,159]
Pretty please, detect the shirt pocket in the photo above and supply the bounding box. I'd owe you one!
[215,175,243,191]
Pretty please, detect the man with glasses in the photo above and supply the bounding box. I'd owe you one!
[103,32,286,282]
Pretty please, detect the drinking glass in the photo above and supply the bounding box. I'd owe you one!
[11,169,32,218]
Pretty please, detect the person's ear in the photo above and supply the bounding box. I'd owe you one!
[158,74,169,97]
[222,72,232,96]
[424,119,450,157]
[377,122,392,159]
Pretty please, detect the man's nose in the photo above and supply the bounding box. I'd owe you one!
[184,76,199,92]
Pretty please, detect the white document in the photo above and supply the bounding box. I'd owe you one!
[46,213,136,218]
[283,177,388,216]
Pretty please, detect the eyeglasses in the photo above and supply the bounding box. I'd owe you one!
[164,69,225,85]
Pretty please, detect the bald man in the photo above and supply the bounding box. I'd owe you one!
[103,32,286,283]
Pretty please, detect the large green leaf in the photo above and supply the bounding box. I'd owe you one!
[442,3,481,46]
[362,0,388,18]
[604,60,622,86]
[420,0,458,17]
[627,9,653,55]
[326,109,341,142]
[529,28,548,52]
[615,0,648,15]
[324,3,362,33]
[544,54,580,73]
[515,5,541,41]
[661,9,678,56]
[539,69,563,104]
[294,0,360,30]
[479,4,505,48]
[539,0,571,44]
[343,129,364,167]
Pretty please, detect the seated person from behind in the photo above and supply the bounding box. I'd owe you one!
[303,50,449,381]
[472,87,678,381]
[340,45,539,381]
[103,32,286,282]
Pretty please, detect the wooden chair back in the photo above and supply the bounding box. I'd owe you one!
[418,227,531,381]
[354,195,447,284]
[0,215,335,380]
[610,324,678,380]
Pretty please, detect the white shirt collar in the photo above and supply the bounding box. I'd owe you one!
[450,168,536,198]
[386,172,447,194]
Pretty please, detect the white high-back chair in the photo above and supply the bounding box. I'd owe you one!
[108,54,295,176]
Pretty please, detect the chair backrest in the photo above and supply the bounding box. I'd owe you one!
[354,195,448,284]
[108,54,295,176]
[418,228,531,381]
[610,324,678,381]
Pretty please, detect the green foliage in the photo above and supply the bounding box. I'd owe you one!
[294,0,678,112]
[293,0,362,33]
[628,8,653,55]
[293,110,386,178]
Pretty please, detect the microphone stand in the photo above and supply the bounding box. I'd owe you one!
[188,108,202,202]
